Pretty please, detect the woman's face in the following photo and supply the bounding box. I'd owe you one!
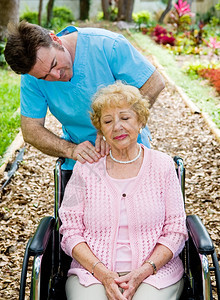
[100,101,141,150]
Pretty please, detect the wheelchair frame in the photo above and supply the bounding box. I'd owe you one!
[19,157,220,300]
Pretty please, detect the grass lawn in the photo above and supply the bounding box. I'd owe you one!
[125,31,220,129]
[0,68,20,163]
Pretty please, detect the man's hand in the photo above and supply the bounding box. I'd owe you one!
[72,141,101,164]
[72,132,111,164]
[95,132,110,157]
[21,116,108,164]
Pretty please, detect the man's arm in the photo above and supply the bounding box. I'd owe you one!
[21,115,101,163]
[139,69,165,107]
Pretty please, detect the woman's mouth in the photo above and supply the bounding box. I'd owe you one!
[114,134,128,140]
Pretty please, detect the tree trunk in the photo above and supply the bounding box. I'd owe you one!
[118,0,134,22]
[80,0,90,20]
[158,0,173,24]
[47,0,55,25]
[118,0,126,20]
[0,0,20,41]
[125,0,134,22]
[102,0,110,20]
[38,0,43,25]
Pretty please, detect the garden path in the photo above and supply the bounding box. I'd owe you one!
[0,39,219,300]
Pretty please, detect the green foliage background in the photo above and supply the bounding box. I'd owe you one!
[0,70,20,162]
[126,32,220,128]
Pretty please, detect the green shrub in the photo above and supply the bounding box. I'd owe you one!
[108,6,118,21]
[52,6,74,23]
[133,10,152,29]
[0,41,6,66]
[196,6,216,24]
[20,5,74,31]
[97,7,118,22]
[46,6,74,32]
[0,70,20,160]
[182,61,220,78]
[97,11,104,21]
[210,16,220,27]
[20,7,38,24]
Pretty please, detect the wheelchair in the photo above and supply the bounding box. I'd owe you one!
[19,157,220,300]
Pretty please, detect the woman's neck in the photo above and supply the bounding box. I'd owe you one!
[110,143,140,162]
[106,145,144,179]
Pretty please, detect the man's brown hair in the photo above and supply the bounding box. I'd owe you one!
[4,21,52,74]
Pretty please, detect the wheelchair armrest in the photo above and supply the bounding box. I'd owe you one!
[186,215,214,255]
[29,216,55,256]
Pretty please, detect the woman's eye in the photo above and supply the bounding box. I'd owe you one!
[122,117,129,120]
[104,120,112,124]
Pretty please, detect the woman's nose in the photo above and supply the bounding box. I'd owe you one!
[113,119,122,131]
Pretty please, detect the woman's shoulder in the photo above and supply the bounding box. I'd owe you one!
[142,145,174,164]
[73,157,106,176]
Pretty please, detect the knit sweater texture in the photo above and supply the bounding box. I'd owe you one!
[59,146,188,288]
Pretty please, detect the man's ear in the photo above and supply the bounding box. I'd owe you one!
[49,33,62,45]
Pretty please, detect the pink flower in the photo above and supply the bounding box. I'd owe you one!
[174,0,192,16]
[207,37,220,50]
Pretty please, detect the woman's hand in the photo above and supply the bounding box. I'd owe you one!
[102,271,127,300]
[95,132,110,157]
[115,265,153,300]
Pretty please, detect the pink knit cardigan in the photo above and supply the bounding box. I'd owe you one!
[59,146,188,289]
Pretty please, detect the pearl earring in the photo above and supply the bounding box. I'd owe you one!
[139,128,143,134]
[103,136,106,141]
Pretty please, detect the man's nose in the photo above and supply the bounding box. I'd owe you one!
[50,68,60,79]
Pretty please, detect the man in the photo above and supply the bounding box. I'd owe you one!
[4,21,165,169]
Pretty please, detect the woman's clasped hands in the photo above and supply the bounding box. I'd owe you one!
[102,271,128,300]
[103,266,152,300]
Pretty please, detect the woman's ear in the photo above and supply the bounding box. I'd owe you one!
[49,33,62,45]
[139,122,144,133]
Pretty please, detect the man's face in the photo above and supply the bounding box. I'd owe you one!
[28,46,73,81]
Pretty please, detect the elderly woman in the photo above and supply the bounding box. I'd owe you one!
[59,82,188,300]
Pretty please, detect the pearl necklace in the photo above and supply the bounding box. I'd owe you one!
[109,144,142,164]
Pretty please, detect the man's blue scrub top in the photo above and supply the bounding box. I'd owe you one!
[20,26,155,169]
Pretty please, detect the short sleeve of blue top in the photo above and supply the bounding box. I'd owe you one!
[20,26,155,169]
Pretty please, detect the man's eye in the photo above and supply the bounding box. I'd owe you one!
[52,61,57,69]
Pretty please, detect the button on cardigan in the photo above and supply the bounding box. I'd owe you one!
[59,146,188,288]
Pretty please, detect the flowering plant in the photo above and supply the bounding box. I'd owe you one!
[152,25,176,46]
[169,0,194,33]
[174,0,194,17]
[206,37,220,54]
[198,68,220,94]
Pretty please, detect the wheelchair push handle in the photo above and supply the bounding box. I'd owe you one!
[174,156,184,166]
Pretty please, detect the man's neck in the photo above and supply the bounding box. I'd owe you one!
[60,31,78,64]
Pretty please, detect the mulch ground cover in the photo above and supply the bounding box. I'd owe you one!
[0,23,219,299]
